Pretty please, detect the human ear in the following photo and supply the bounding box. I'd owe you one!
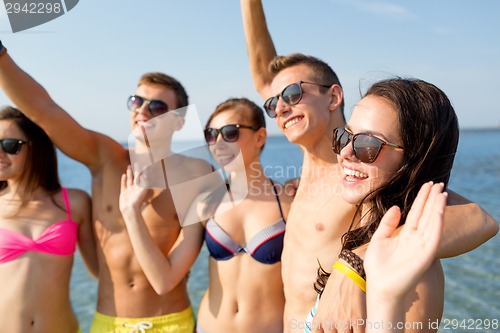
[329,84,344,112]
[256,127,267,148]
[173,116,185,131]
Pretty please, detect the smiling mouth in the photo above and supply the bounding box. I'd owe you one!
[134,120,155,130]
[343,167,368,179]
[135,120,154,129]
[283,116,303,129]
[0,162,11,170]
[217,154,236,164]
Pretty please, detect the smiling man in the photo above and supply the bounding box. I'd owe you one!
[240,1,499,332]
[0,42,208,332]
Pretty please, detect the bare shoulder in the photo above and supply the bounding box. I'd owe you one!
[65,188,91,222]
[180,155,213,177]
[66,187,90,199]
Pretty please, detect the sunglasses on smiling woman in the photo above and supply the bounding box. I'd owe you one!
[263,81,331,118]
[0,138,27,155]
[204,124,260,146]
[127,95,170,117]
[332,127,404,164]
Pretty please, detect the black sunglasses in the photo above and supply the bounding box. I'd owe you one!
[204,124,260,145]
[0,138,27,155]
[332,127,404,163]
[127,95,170,117]
[263,81,331,118]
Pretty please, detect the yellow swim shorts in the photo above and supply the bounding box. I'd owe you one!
[89,306,195,333]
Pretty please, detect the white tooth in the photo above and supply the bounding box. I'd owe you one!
[284,118,300,129]
[344,167,367,178]
[138,121,154,128]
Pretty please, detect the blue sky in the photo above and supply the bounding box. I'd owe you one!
[1,0,499,141]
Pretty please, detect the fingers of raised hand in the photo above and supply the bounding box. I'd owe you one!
[371,206,401,241]
[418,186,446,255]
[126,165,135,188]
[404,181,435,231]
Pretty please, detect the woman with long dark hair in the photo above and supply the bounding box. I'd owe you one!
[309,78,460,332]
[0,106,97,332]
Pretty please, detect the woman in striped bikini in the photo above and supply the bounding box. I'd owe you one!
[196,98,293,333]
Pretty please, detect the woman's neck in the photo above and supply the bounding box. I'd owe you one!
[224,160,269,196]
[1,180,44,201]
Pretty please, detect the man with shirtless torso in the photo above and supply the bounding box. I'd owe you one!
[240,1,499,332]
[0,50,206,331]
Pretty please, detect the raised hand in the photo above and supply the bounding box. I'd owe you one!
[119,165,152,215]
[364,182,446,333]
[365,182,446,299]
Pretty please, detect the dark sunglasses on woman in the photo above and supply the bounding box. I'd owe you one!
[127,95,170,117]
[204,124,260,145]
[0,138,27,155]
[263,81,331,118]
[332,127,404,163]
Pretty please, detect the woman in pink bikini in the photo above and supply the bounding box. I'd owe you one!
[0,106,97,332]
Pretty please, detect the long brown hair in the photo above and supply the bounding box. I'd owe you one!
[0,106,61,205]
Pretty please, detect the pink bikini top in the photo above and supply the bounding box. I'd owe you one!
[0,188,78,264]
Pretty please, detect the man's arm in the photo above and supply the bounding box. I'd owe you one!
[241,0,277,99]
[438,190,498,258]
[0,45,120,170]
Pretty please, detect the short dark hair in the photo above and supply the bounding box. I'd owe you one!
[138,72,189,116]
[269,53,345,119]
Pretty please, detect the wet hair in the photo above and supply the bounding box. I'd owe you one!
[314,78,459,294]
[0,106,62,205]
[269,53,345,120]
[138,72,189,116]
[205,98,267,151]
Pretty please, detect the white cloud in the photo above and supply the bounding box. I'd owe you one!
[333,0,417,21]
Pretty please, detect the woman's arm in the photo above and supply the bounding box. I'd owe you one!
[119,166,204,295]
[70,189,99,279]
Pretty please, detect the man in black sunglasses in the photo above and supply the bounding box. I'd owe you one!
[0,46,209,330]
[241,1,498,332]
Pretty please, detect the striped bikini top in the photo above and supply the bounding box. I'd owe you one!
[204,179,286,265]
[0,188,78,264]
